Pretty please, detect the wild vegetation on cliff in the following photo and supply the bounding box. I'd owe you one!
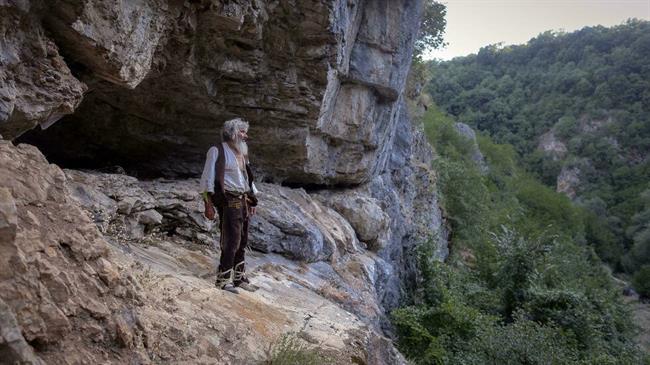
[392,105,644,364]
[425,20,650,295]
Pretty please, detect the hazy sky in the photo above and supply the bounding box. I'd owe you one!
[425,0,650,60]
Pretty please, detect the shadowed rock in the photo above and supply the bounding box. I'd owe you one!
[13,0,423,186]
[0,3,86,140]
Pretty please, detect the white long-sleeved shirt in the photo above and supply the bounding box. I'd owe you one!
[199,143,257,194]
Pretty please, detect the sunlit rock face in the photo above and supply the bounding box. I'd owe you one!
[42,0,170,89]
[11,0,422,185]
[0,3,86,140]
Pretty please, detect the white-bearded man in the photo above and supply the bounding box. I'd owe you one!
[200,118,259,294]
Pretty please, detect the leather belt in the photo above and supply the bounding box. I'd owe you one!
[225,190,246,199]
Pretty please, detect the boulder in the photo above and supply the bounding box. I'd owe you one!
[316,190,390,251]
[137,209,163,226]
[250,183,360,262]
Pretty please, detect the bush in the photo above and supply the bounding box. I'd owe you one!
[513,176,584,239]
[391,306,448,365]
[393,229,642,365]
[453,314,580,365]
[632,265,650,299]
[265,333,330,365]
[392,252,494,365]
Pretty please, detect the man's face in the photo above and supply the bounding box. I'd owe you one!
[238,129,248,142]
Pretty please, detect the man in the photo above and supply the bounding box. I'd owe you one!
[199,118,259,294]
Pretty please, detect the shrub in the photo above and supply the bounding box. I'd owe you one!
[453,314,580,365]
[392,256,494,365]
[632,265,650,299]
[265,333,330,365]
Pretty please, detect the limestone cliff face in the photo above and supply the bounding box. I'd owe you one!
[8,0,422,185]
[0,0,447,363]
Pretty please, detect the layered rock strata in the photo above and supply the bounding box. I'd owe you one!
[10,0,423,185]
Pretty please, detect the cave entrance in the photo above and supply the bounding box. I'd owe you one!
[14,112,210,180]
[15,116,158,178]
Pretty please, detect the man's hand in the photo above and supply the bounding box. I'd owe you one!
[204,200,216,220]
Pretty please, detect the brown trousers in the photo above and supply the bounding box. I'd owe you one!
[214,193,249,286]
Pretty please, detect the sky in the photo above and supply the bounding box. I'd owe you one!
[425,0,650,60]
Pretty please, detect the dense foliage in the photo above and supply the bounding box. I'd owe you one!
[413,0,447,62]
[392,107,644,364]
[407,1,447,100]
[425,20,650,286]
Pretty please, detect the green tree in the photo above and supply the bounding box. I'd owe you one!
[413,0,447,62]
[632,265,650,299]
[622,189,650,275]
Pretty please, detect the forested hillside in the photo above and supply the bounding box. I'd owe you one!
[425,20,650,291]
[392,105,644,364]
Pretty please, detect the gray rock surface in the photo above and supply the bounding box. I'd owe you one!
[371,104,448,313]
[12,0,423,185]
[250,183,358,262]
[454,122,489,174]
[0,3,86,139]
[0,140,410,364]
[315,190,391,251]
[64,171,358,263]
[538,130,568,161]
[43,0,169,88]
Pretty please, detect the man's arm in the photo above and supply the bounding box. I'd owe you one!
[199,147,218,220]
[203,192,216,220]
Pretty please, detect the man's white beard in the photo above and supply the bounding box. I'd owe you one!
[231,135,248,158]
[238,140,248,157]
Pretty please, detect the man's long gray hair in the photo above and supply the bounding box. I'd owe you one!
[222,118,249,157]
